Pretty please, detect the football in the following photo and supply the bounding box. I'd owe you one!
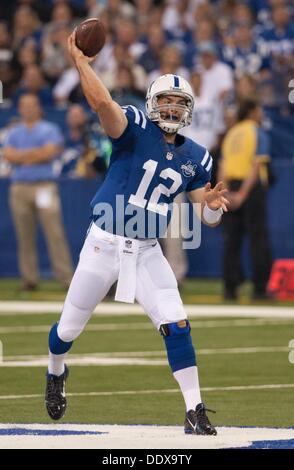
[75,18,106,57]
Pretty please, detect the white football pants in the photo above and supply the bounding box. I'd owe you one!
[57,223,187,342]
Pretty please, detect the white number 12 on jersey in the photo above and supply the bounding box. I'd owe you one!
[128,159,182,216]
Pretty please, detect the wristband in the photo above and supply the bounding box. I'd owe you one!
[203,203,223,224]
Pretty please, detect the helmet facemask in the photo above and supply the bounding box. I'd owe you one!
[146,74,195,134]
[149,92,193,133]
[151,93,192,134]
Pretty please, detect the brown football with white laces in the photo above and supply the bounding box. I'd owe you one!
[75,18,106,57]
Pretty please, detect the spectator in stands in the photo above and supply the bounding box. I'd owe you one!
[15,41,39,72]
[41,24,72,84]
[258,3,294,111]
[85,0,105,19]
[232,3,254,25]
[138,23,166,74]
[197,41,234,103]
[111,64,145,110]
[148,45,189,85]
[52,61,79,106]
[98,0,136,31]
[13,64,54,107]
[219,98,272,300]
[114,18,145,60]
[93,42,147,93]
[147,4,164,27]
[222,20,272,79]
[12,41,40,98]
[259,3,294,57]
[133,0,154,36]
[184,19,216,70]
[43,1,76,38]
[61,104,110,179]
[251,0,273,28]
[15,1,52,24]
[193,1,215,24]
[3,93,73,290]
[161,0,193,48]
[60,104,89,177]
[0,21,16,99]
[12,5,42,51]
[0,21,11,52]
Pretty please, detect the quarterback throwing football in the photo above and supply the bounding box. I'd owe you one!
[45,31,229,436]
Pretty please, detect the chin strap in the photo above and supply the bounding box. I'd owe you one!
[158,120,183,134]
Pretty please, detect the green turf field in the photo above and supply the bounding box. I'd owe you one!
[1,278,293,306]
[0,307,294,428]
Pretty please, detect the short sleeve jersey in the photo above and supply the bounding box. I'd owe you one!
[90,105,212,238]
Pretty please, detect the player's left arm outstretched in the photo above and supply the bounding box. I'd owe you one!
[67,31,127,139]
[188,181,229,227]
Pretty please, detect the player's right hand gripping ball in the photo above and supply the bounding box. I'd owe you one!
[75,18,106,57]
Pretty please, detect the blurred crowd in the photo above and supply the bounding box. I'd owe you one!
[0,0,293,178]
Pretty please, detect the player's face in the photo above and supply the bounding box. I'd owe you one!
[157,95,187,123]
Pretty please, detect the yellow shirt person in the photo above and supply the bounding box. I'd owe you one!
[219,99,272,301]
[221,119,270,186]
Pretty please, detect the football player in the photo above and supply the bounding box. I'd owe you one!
[45,31,229,436]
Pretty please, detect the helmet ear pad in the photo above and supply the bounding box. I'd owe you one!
[146,74,195,133]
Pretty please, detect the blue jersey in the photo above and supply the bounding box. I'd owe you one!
[90,105,212,238]
[258,24,294,56]
[222,43,271,77]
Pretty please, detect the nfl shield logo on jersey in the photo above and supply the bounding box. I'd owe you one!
[125,240,132,249]
[181,160,197,177]
[166,152,173,160]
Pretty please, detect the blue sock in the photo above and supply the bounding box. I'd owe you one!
[160,321,196,373]
[49,322,73,355]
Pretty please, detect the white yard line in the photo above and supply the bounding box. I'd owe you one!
[1,318,294,334]
[0,345,289,367]
[0,383,294,401]
[0,301,293,317]
[0,357,168,367]
[3,351,166,360]
[2,345,289,362]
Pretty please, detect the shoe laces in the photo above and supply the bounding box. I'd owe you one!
[195,404,216,427]
[47,375,64,401]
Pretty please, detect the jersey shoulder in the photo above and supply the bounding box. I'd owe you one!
[110,105,150,149]
[121,105,148,131]
[121,104,161,137]
[182,135,213,174]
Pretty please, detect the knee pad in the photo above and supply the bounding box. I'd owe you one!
[160,320,196,373]
[49,322,73,355]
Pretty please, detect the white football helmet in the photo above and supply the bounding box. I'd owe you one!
[146,74,194,134]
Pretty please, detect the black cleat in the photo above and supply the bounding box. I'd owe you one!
[184,403,217,435]
[45,365,69,420]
